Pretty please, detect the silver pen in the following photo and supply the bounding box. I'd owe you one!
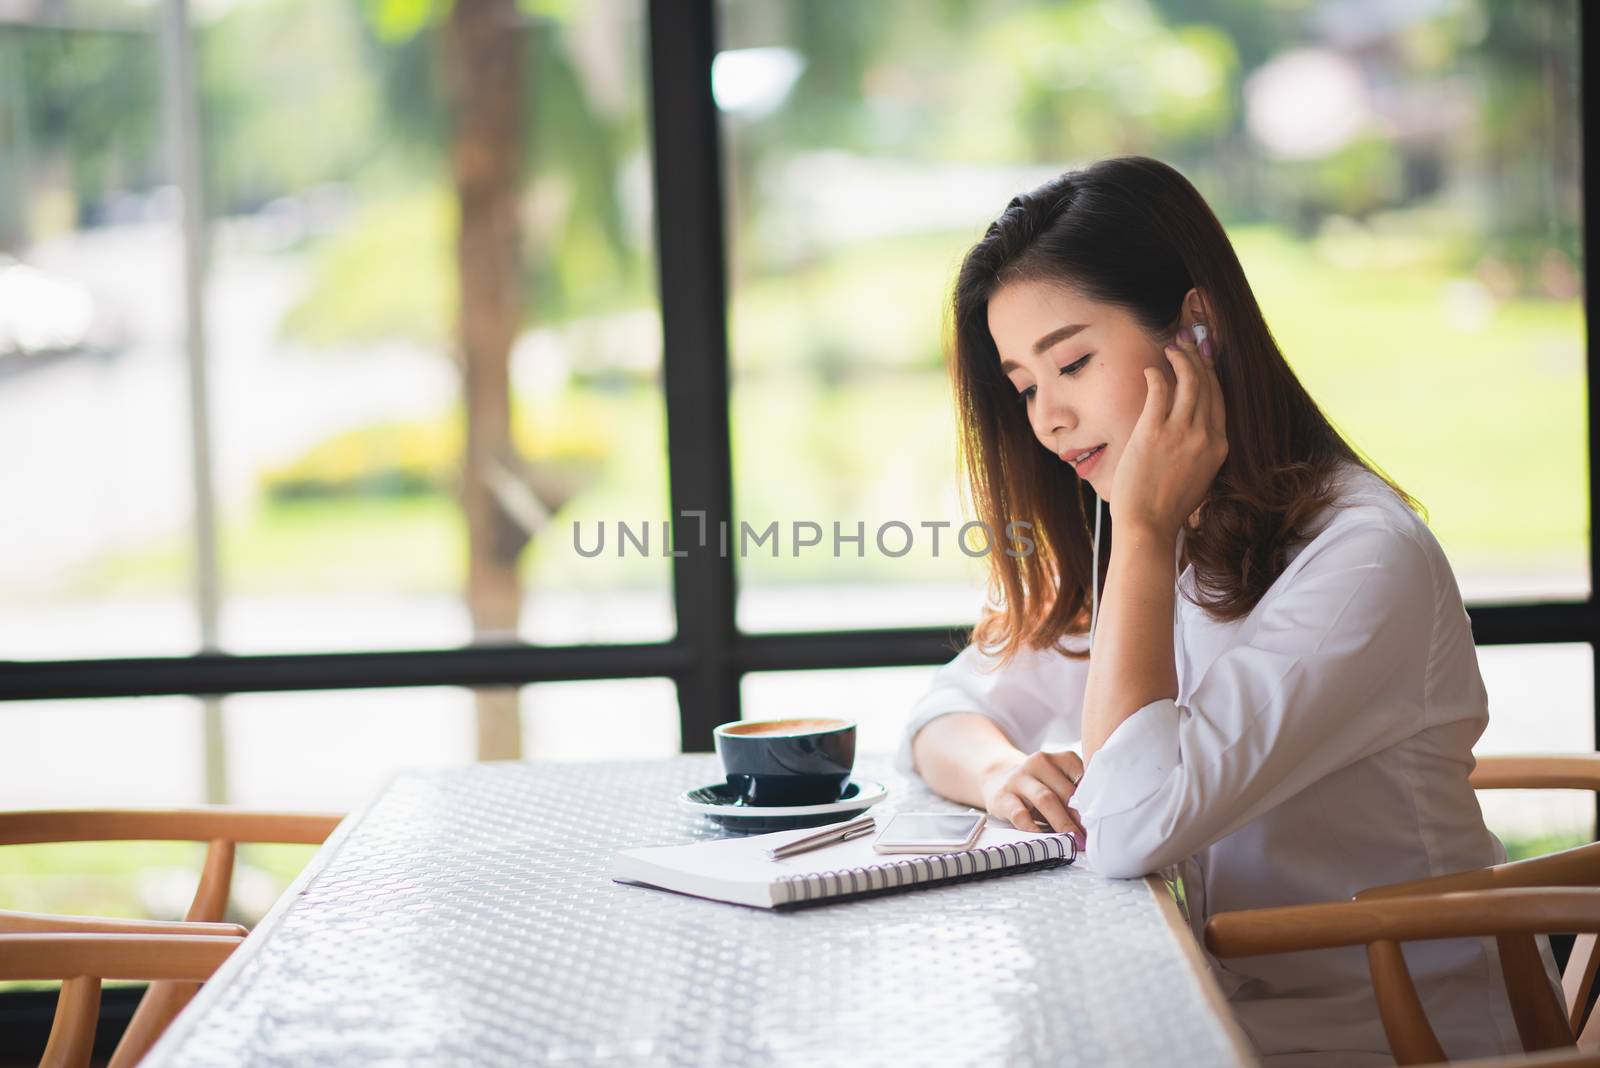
[765,814,876,860]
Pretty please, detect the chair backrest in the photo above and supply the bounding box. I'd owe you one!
[0,809,340,923]
[1207,887,1600,1065]
[1464,755,1600,1047]
[0,932,241,1068]
[1471,755,1600,793]
[0,808,340,1068]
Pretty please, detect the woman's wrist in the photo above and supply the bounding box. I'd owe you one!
[977,748,1024,781]
[913,713,1025,808]
[1108,514,1181,548]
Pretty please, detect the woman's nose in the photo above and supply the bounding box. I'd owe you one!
[1035,383,1076,435]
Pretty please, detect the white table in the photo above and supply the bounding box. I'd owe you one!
[144,756,1254,1066]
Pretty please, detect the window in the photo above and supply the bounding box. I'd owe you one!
[0,0,1591,939]
[719,0,1584,634]
[2,0,674,665]
[1476,643,1596,858]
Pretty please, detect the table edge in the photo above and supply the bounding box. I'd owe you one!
[138,785,381,1065]
[1143,874,1258,1067]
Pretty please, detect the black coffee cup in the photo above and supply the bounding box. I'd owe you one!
[713,717,857,806]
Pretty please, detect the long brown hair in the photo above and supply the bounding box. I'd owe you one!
[951,156,1422,664]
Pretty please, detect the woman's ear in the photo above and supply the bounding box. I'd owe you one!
[1181,287,1220,348]
[1180,287,1210,327]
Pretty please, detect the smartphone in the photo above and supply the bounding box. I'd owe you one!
[871,811,987,854]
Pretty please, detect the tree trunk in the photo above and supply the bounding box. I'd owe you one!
[448,0,527,760]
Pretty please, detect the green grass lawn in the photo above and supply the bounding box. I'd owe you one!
[1234,224,1586,572]
[0,842,317,919]
[0,842,320,993]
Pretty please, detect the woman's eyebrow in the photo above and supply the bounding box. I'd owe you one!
[1000,322,1089,373]
[1033,321,1089,354]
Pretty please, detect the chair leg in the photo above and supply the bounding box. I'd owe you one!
[1500,933,1579,1051]
[1567,933,1600,1035]
[107,980,202,1068]
[40,975,100,1068]
[1368,940,1448,1065]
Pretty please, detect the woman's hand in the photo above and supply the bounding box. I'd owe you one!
[978,750,1085,837]
[1109,325,1227,538]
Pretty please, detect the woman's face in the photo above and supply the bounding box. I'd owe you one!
[987,278,1173,501]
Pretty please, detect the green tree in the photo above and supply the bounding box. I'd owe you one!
[0,16,162,247]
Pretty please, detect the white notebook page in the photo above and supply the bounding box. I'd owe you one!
[613,821,1072,908]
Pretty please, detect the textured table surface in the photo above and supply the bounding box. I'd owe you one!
[145,755,1251,1067]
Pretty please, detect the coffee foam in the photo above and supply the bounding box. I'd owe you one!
[720,718,851,737]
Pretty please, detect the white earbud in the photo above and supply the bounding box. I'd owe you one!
[1192,323,1209,347]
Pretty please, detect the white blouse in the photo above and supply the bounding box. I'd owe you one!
[895,461,1546,1066]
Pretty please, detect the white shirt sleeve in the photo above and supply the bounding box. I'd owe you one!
[894,632,1092,780]
[1071,519,1438,878]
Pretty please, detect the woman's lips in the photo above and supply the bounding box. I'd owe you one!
[1068,444,1106,475]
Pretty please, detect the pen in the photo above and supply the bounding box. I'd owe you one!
[765,814,876,861]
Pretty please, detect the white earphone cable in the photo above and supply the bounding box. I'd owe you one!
[1089,492,1102,651]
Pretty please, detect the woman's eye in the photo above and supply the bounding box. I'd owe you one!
[1016,355,1091,405]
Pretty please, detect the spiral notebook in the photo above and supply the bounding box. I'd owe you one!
[611,821,1077,909]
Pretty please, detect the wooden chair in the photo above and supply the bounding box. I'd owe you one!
[1470,755,1600,794]
[1456,1051,1600,1068]
[1206,888,1600,1065]
[1,808,342,1068]
[0,932,243,1068]
[1467,755,1600,1042]
[1199,754,1600,1066]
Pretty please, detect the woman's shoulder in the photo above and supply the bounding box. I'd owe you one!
[1283,460,1444,585]
[1330,461,1433,536]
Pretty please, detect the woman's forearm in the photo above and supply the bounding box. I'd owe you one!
[1082,521,1179,761]
[910,712,1026,808]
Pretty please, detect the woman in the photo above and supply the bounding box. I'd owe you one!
[895,156,1543,1065]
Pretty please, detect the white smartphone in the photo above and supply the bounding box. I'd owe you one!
[871,811,988,854]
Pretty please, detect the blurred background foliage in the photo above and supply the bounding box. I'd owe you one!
[0,0,1583,592]
[5,0,1576,303]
